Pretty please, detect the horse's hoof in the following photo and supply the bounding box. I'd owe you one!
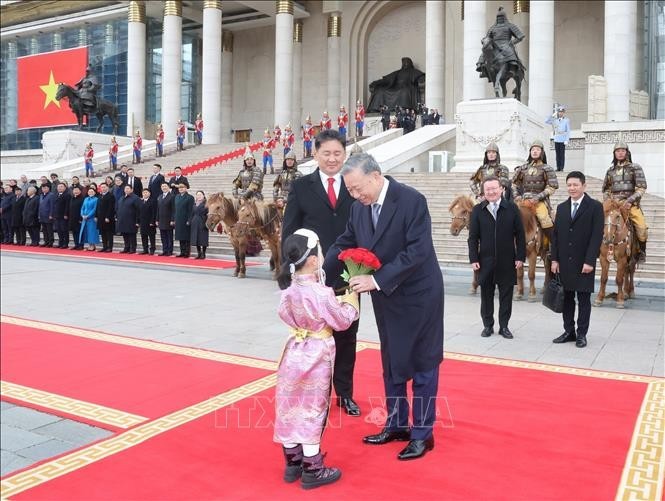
[528,295,537,303]
[593,300,602,307]
[468,288,477,295]
[513,295,523,301]
[238,272,246,279]
[616,303,625,309]
[233,271,239,277]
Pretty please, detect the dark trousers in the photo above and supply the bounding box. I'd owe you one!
[160,229,174,254]
[480,282,514,329]
[1,218,12,242]
[179,240,190,256]
[27,225,40,245]
[332,319,359,398]
[70,223,82,248]
[384,366,439,441]
[555,142,566,171]
[122,233,137,252]
[13,226,26,245]
[100,227,114,250]
[41,222,54,246]
[54,218,69,247]
[563,290,591,336]
[141,229,156,252]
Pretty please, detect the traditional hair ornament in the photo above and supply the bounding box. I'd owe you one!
[291,228,325,283]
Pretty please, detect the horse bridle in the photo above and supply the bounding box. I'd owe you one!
[235,208,281,235]
[603,211,630,247]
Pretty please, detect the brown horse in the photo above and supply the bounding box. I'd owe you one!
[514,201,551,301]
[205,192,243,275]
[594,200,636,308]
[448,194,478,294]
[235,199,282,279]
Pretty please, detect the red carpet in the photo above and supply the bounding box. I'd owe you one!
[0,244,258,270]
[0,319,273,427]
[2,334,654,500]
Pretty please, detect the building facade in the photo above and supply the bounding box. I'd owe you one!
[1,0,663,151]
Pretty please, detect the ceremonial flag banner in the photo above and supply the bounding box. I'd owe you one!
[17,46,88,129]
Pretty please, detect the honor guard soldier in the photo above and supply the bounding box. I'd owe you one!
[355,100,365,137]
[233,146,265,201]
[320,111,332,131]
[302,116,314,158]
[194,114,204,145]
[273,150,302,210]
[84,143,95,177]
[273,124,282,143]
[602,141,649,263]
[109,137,118,171]
[282,123,295,157]
[512,139,558,242]
[155,124,165,157]
[262,129,275,174]
[470,143,512,201]
[176,119,186,151]
[338,106,348,139]
[133,130,142,164]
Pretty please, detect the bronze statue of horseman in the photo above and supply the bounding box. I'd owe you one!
[55,66,119,134]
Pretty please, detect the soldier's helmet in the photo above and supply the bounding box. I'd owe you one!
[264,128,271,137]
[496,6,507,20]
[285,123,292,131]
[243,144,255,160]
[306,115,312,122]
[485,142,499,153]
[323,110,329,117]
[613,140,629,152]
[530,139,545,150]
[284,150,297,161]
[356,100,362,106]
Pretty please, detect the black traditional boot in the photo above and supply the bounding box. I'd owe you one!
[638,241,647,264]
[195,245,202,259]
[282,445,303,483]
[201,246,207,259]
[300,452,341,490]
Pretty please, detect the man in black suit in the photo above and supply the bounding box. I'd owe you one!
[52,182,71,248]
[22,186,40,246]
[126,167,143,196]
[468,176,526,339]
[138,188,157,254]
[118,164,129,186]
[282,129,361,417]
[157,182,175,256]
[68,186,85,249]
[97,183,116,252]
[551,171,604,348]
[148,164,166,201]
[116,185,141,253]
[11,187,26,245]
[169,166,189,195]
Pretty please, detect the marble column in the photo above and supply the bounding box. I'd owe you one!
[221,31,233,143]
[274,0,294,129]
[161,0,183,142]
[528,0,553,119]
[127,1,146,136]
[512,2,529,104]
[292,20,303,130]
[202,0,222,144]
[604,0,636,121]
[463,0,487,101]
[425,1,445,112]
[327,13,341,117]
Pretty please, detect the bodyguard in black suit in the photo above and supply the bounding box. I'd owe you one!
[468,177,526,339]
[157,182,175,256]
[148,164,166,201]
[68,186,85,249]
[282,130,361,416]
[169,167,189,195]
[116,185,141,253]
[52,183,71,248]
[551,171,604,348]
[96,184,116,252]
[126,168,143,196]
[138,189,157,254]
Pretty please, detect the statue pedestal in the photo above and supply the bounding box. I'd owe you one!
[42,130,131,165]
[452,98,548,171]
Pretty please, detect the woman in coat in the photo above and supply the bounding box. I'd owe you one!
[80,187,100,250]
[189,190,209,259]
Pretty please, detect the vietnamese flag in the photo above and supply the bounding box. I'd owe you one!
[17,46,88,129]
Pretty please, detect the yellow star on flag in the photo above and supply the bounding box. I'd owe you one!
[39,70,61,110]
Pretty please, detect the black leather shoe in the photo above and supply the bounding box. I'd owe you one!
[553,331,576,343]
[139,251,149,255]
[363,428,410,445]
[481,326,493,337]
[397,437,434,460]
[498,327,513,339]
[337,397,360,416]
[576,334,587,348]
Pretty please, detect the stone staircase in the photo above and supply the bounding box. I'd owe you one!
[124,152,665,280]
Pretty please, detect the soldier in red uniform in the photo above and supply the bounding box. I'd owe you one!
[109,136,118,171]
[194,114,203,145]
[338,106,348,139]
[302,116,314,158]
[155,124,165,157]
[282,123,295,158]
[176,119,187,151]
[262,129,275,174]
[133,130,142,164]
[84,142,95,177]
[355,100,365,137]
[320,111,332,131]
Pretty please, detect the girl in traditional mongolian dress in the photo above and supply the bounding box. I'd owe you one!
[274,229,359,490]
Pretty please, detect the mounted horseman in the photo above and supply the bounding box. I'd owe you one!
[74,66,101,118]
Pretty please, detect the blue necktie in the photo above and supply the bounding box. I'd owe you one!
[572,202,579,219]
[372,203,381,228]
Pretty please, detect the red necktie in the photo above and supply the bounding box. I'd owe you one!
[327,177,337,208]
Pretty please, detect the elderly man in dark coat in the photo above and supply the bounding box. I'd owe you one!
[23,186,40,246]
[116,185,141,253]
[1,185,15,243]
[96,183,116,252]
[52,182,71,248]
[325,152,444,461]
[38,184,55,247]
[551,171,604,348]
[157,182,176,256]
[468,176,526,339]
[68,186,85,250]
[174,183,194,257]
[138,188,158,255]
[11,188,26,245]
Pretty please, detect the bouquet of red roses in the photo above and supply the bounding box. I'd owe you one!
[338,247,382,285]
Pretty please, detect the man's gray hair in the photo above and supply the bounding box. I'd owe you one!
[341,152,382,176]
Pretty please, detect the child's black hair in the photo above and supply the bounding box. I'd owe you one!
[277,233,317,290]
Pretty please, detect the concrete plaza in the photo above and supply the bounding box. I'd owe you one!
[1,251,663,476]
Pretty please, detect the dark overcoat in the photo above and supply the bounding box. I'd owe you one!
[68,195,84,230]
[468,199,526,287]
[96,192,116,231]
[174,192,194,240]
[23,195,39,227]
[325,177,444,383]
[283,168,355,290]
[147,173,166,200]
[157,192,176,230]
[138,197,157,233]
[38,192,54,223]
[52,192,70,220]
[189,202,209,246]
[12,196,26,227]
[116,194,141,234]
[1,193,14,221]
[551,195,604,292]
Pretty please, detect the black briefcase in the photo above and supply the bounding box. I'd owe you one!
[542,274,565,313]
